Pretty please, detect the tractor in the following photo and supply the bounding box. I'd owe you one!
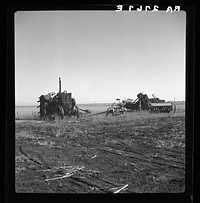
[37,78,80,120]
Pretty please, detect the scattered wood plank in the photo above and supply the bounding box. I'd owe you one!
[44,173,73,181]
[44,166,85,182]
[113,184,129,194]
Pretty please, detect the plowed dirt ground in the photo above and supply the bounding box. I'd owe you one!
[15,112,185,193]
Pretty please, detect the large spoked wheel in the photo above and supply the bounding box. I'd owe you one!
[172,104,176,114]
[55,105,64,119]
[106,107,114,116]
[74,105,80,119]
[119,107,127,115]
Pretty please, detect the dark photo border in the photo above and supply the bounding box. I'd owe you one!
[5,3,195,203]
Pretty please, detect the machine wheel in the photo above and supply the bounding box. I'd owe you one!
[75,105,80,119]
[172,104,176,114]
[55,105,64,119]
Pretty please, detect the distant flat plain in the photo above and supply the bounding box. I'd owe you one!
[15,102,185,120]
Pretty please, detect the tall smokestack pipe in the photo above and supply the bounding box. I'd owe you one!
[59,77,61,93]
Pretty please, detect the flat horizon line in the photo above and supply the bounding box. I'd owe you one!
[15,102,113,107]
[15,101,185,107]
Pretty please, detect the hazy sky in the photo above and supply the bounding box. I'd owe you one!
[15,10,186,105]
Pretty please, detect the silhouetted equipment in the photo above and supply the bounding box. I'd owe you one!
[37,78,80,120]
[121,93,176,113]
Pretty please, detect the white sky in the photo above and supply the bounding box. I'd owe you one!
[15,11,186,105]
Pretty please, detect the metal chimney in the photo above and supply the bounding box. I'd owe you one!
[59,77,61,93]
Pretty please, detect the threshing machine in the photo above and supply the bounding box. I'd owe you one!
[121,93,175,113]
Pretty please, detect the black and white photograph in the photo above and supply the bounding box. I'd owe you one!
[12,6,191,195]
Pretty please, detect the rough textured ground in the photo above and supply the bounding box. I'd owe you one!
[15,112,185,193]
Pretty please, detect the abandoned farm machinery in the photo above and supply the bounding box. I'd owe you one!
[90,92,175,117]
[37,78,80,120]
[37,79,176,120]
[121,93,176,113]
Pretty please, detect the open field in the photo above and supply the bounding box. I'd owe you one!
[15,103,185,120]
[15,103,113,120]
[15,108,185,193]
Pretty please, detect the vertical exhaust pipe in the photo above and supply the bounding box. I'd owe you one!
[59,77,61,93]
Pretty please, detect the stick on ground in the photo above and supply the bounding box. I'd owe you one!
[113,184,128,194]
[44,173,73,181]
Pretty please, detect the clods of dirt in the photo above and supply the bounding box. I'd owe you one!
[15,112,185,193]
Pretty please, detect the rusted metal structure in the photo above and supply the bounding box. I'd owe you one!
[37,78,80,120]
[121,93,175,113]
[106,105,127,116]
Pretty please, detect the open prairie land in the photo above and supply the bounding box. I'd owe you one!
[15,104,185,193]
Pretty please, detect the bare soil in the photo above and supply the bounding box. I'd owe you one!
[15,112,185,193]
